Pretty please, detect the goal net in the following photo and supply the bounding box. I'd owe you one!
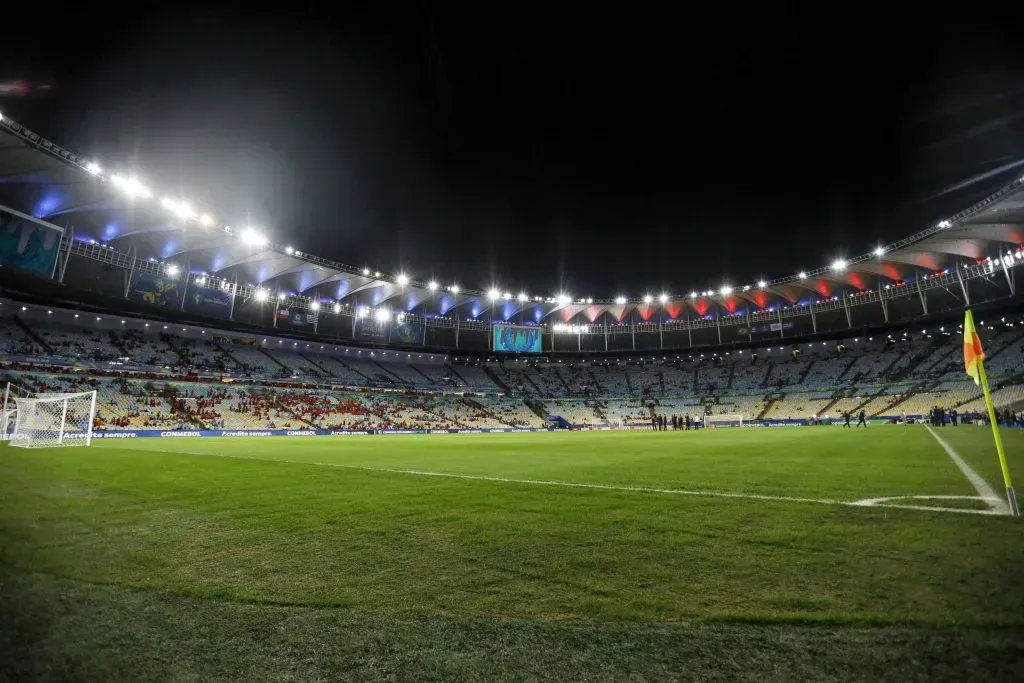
[9,391,97,448]
[704,413,745,428]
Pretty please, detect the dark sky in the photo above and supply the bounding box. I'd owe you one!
[5,5,1024,298]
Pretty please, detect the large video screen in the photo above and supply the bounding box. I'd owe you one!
[128,271,186,309]
[493,324,542,353]
[0,207,62,279]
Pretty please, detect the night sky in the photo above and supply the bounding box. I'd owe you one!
[5,6,1024,299]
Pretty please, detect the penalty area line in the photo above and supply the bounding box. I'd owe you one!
[168,449,1001,516]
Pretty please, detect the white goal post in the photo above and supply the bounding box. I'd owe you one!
[704,413,745,428]
[9,390,98,448]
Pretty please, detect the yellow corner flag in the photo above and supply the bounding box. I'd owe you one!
[964,309,1019,517]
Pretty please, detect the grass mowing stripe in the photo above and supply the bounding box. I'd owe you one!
[926,425,1009,515]
[164,447,1004,516]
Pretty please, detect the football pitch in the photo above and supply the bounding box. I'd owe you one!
[2,426,1024,680]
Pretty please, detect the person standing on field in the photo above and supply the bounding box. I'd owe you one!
[857,409,867,428]
[843,411,851,428]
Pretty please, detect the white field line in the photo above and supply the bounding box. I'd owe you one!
[925,425,1010,515]
[167,449,1004,516]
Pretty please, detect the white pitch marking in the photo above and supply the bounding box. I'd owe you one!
[925,426,1010,515]
[163,449,1003,516]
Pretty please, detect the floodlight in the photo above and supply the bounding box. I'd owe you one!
[363,268,371,276]
[278,292,287,300]
[831,258,847,271]
[254,289,268,302]
[758,280,767,288]
[873,246,885,257]
[503,292,512,300]
[374,308,390,322]
[450,284,460,294]
[798,271,807,279]
[487,288,500,301]
[689,291,697,298]
[659,293,668,303]
[586,298,593,304]
[240,228,268,247]
[644,295,653,303]
[937,219,951,229]
[333,303,341,313]
[310,301,320,311]
[428,280,439,291]
[165,264,180,277]
[374,271,380,277]
[396,273,410,286]
[85,161,102,175]
[556,293,571,305]
[518,292,528,302]
[720,285,733,296]
[357,306,369,318]
[615,296,627,305]
[110,174,151,198]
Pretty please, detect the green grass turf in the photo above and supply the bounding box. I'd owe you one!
[2,426,1024,679]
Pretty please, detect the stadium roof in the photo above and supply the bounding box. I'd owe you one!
[3,113,1024,323]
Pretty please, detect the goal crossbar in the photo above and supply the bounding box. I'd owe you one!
[704,413,745,427]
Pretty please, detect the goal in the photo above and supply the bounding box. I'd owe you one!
[9,390,98,448]
[704,413,745,428]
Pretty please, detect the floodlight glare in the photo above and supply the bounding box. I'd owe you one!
[644,294,653,303]
[487,288,500,301]
[798,271,807,279]
[758,280,767,288]
[586,298,593,304]
[241,228,268,247]
[615,296,627,305]
[450,284,460,294]
[357,306,368,318]
[374,308,390,322]
[518,292,528,302]
[689,291,697,298]
[428,280,439,291]
[362,268,370,276]
[165,264,180,277]
[659,293,668,303]
[720,285,733,296]
[110,174,151,199]
[310,301,320,311]
[254,289,268,302]
[503,292,512,300]
[333,303,341,313]
[937,219,951,229]
[873,246,885,257]
[278,292,286,300]
[198,213,214,227]
[85,161,102,175]
[831,258,847,271]
[556,293,571,305]
[285,246,294,255]
[396,273,410,286]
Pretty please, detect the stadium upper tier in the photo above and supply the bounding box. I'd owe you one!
[4,300,1024,428]
[3,114,1024,332]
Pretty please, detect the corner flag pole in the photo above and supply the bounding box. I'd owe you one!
[976,356,1019,517]
[965,309,1019,517]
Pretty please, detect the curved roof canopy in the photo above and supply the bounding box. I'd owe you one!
[3,114,1024,323]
